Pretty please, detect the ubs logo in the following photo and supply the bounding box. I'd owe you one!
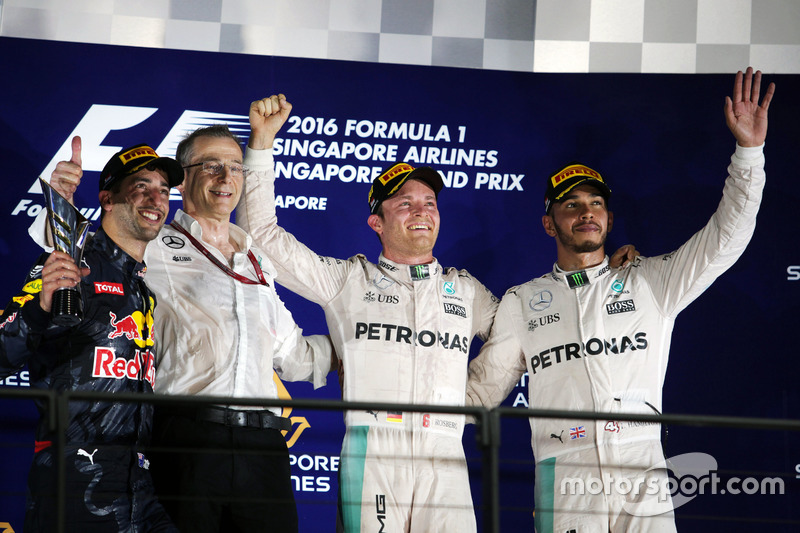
[378,294,399,304]
[528,313,560,331]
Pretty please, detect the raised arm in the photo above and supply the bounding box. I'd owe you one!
[237,95,354,306]
[643,68,773,317]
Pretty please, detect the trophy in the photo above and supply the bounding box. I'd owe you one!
[40,178,91,326]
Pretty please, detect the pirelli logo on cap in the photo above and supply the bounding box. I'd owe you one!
[119,146,158,164]
[551,165,603,189]
[379,163,414,186]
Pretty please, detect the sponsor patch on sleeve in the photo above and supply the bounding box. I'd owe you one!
[12,294,34,307]
[22,280,43,294]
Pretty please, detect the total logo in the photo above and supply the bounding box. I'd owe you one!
[10,105,251,219]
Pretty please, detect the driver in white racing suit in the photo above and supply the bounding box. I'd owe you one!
[235,96,499,532]
[465,68,774,532]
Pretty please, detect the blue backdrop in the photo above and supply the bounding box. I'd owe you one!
[1,37,798,531]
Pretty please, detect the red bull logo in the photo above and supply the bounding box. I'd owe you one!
[108,312,140,340]
[92,347,156,387]
[108,306,155,348]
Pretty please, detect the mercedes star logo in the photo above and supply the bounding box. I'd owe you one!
[161,235,186,249]
[529,290,553,312]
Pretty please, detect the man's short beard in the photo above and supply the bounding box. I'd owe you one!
[571,240,604,254]
[554,222,606,254]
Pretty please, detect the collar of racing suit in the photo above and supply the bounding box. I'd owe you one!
[551,256,613,287]
[377,253,442,284]
[88,227,149,280]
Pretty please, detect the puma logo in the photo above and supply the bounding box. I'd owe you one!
[77,448,98,465]
[550,430,564,444]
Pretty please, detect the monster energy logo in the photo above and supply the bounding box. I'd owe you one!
[567,270,589,289]
[410,264,430,281]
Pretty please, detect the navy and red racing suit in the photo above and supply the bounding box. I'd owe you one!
[0,228,176,533]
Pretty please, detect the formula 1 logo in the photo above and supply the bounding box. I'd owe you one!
[28,105,249,195]
[11,105,249,220]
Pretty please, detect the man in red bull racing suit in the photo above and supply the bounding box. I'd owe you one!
[0,144,183,532]
[465,68,774,532]
[235,95,499,532]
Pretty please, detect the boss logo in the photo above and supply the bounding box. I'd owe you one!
[606,299,636,315]
[443,303,467,317]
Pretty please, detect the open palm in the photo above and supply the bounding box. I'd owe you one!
[724,67,775,147]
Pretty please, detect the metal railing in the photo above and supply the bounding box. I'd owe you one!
[2,387,800,532]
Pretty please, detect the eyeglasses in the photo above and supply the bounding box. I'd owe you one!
[183,161,249,177]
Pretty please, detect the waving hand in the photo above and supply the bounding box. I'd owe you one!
[724,67,775,147]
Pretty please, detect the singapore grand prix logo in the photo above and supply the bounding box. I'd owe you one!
[273,373,310,448]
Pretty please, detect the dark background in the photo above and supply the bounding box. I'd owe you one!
[1,37,798,531]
